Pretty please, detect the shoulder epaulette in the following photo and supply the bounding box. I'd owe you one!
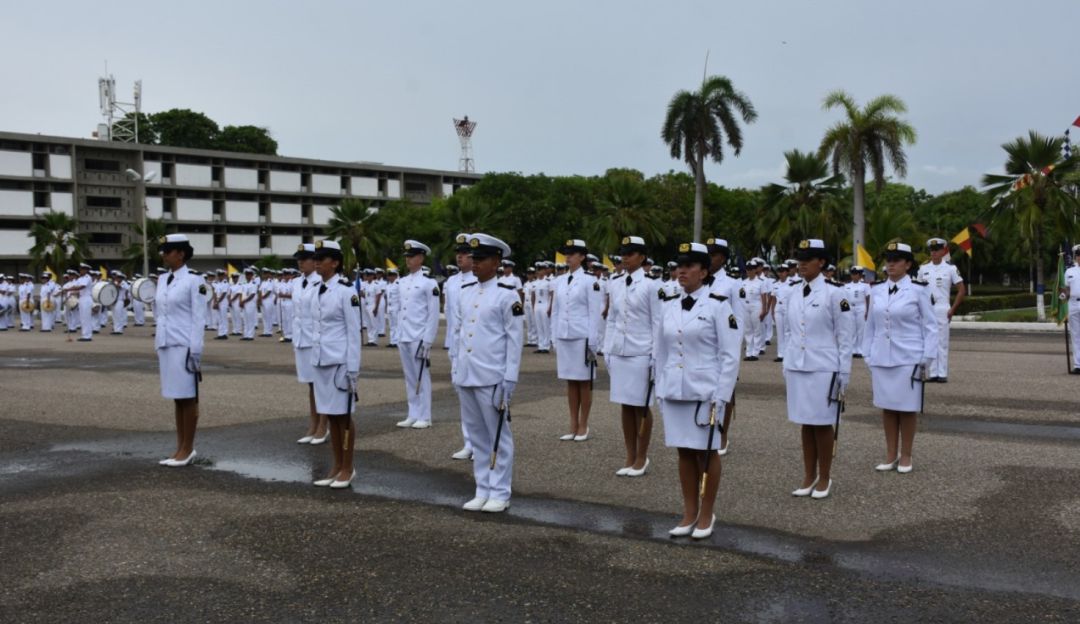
[462,281,478,288]
[497,282,515,290]
[339,277,353,287]
[709,293,728,301]
[789,279,803,285]
[826,279,842,287]
[911,279,928,286]
[872,279,887,285]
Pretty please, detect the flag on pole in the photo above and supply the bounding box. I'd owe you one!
[99,265,109,280]
[856,244,876,271]
[951,228,973,257]
[1051,245,1068,325]
[970,222,989,238]
[385,258,398,270]
[227,262,239,276]
[555,251,567,264]
[1072,115,1080,127]
[45,266,57,281]
[602,254,615,270]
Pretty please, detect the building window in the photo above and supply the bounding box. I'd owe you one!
[86,196,123,208]
[84,158,121,171]
[89,232,123,245]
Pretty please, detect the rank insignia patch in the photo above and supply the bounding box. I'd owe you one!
[729,314,739,329]
[351,294,360,307]
[511,302,524,316]
[840,299,850,312]
[198,285,207,295]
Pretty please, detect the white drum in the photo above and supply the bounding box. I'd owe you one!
[65,295,79,311]
[131,277,157,304]
[92,281,119,307]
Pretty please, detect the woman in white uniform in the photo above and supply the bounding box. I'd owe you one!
[291,243,328,445]
[603,235,663,476]
[309,240,362,489]
[154,234,207,467]
[653,243,741,539]
[863,242,937,474]
[782,239,855,499]
[549,239,604,441]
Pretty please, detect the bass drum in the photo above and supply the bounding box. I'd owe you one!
[131,277,157,304]
[92,281,119,308]
[66,295,79,311]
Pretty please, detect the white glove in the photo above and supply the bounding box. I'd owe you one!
[838,372,850,394]
[188,352,202,372]
[418,343,431,360]
[499,380,517,406]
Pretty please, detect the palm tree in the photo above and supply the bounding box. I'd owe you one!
[757,149,846,257]
[662,75,757,241]
[122,218,166,274]
[819,91,916,255]
[586,170,667,254]
[861,202,923,268]
[982,131,1080,320]
[326,198,380,272]
[29,211,90,272]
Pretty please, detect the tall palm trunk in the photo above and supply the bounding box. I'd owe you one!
[1034,226,1046,321]
[693,152,705,242]
[852,162,866,253]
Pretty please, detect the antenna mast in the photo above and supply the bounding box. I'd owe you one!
[98,70,142,142]
[453,116,477,173]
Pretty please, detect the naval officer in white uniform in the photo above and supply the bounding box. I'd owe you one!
[154,234,207,467]
[291,244,328,445]
[863,242,938,474]
[916,237,966,382]
[394,240,441,430]
[704,237,746,455]
[1061,244,1080,374]
[451,233,523,513]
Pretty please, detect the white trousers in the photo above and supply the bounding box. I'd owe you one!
[217,304,229,337]
[852,307,867,355]
[20,308,33,330]
[388,304,400,344]
[398,341,432,423]
[79,299,93,339]
[775,307,787,357]
[133,300,146,325]
[41,307,56,331]
[281,302,293,339]
[1070,310,1080,370]
[928,306,951,378]
[743,304,763,357]
[243,304,257,339]
[112,302,127,332]
[526,305,537,344]
[459,385,513,501]
[261,302,275,335]
[762,309,774,342]
[230,303,243,334]
[534,307,551,350]
[375,305,386,337]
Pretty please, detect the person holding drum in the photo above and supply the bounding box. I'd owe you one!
[110,271,130,335]
[863,242,937,474]
[66,263,95,342]
[654,242,741,539]
[309,240,362,488]
[155,234,207,467]
[39,272,59,332]
[18,273,35,331]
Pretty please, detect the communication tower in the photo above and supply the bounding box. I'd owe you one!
[453,116,476,173]
[98,73,142,143]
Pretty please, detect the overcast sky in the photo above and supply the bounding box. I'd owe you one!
[4,0,1078,193]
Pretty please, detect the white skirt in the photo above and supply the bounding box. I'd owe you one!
[294,346,314,384]
[158,346,198,400]
[608,354,651,406]
[312,363,354,415]
[660,398,723,450]
[555,338,594,381]
[784,369,838,426]
[870,364,923,412]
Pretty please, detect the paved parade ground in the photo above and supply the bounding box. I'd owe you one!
[1,324,1078,622]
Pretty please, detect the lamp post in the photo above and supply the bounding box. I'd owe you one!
[126,168,158,276]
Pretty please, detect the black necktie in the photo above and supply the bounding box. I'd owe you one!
[889,285,898,295]
[302,278,308,288]
[625,276,632,286]
[802,284,810,297]
[319,284,327,295]
[567,275,573,285]
[167,274,174,286]
[681,296,695,311]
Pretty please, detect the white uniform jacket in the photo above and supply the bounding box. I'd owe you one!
[309,274,361,373]
[451,277,523,387]
[154,265,207,355]
[550,267,603,345]
[603,268,663,357]
[862,275,938,366]
[843,280,870,312]
[781,275,855,373]
[394,270,441,345]
[917,262,963,308]
[652,290,741,403]
[706,272,745,338]
[291,272,322,348]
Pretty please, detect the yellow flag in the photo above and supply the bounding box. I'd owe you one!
[602,254,615,270]
[45,266,57,281]
[555,251,567,265]
[99,265,109,280]
[856,244,876,271]
[385,258,398,270]
[227,262,239,276]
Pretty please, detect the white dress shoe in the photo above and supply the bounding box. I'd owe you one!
[691,515,716,539]
[396,418,417,428]
[481,499,510,513]
[296,435,314,444]
[897,462,913,474]
[559,433,575,441]
[462,496,487,511]
[309,432,329,445]
[329,470,356,489]
[810,479,832,499]
[875,459,899,471]
[791,477,820,497]
[573,429,590,442]
[625,458,650,477]
[615,466,632,476]
[410,420,432,429]
[668,521,696,537]
[165,450,197,467]
[313,477,335,487]
[451,447,473,460]
[158,457,176,465]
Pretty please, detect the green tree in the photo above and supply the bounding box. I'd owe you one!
[326,199,380,271]
[29,211,90,272]
[122,218,166,274]
[216,125,278,155]
[662,75,757,241]
[982,131,1080,319]
[258,254,284,270]
[757,149,846,258]
[149,109,220,150]
[587,169,667,254]
[860,202,923,269]
[819,91,916,255]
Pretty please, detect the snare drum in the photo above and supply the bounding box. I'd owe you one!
[92,281,119,308]
[131,277,157,304]
[65,295,79,311]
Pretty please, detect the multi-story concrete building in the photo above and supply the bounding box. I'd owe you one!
[0,130,480,274]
